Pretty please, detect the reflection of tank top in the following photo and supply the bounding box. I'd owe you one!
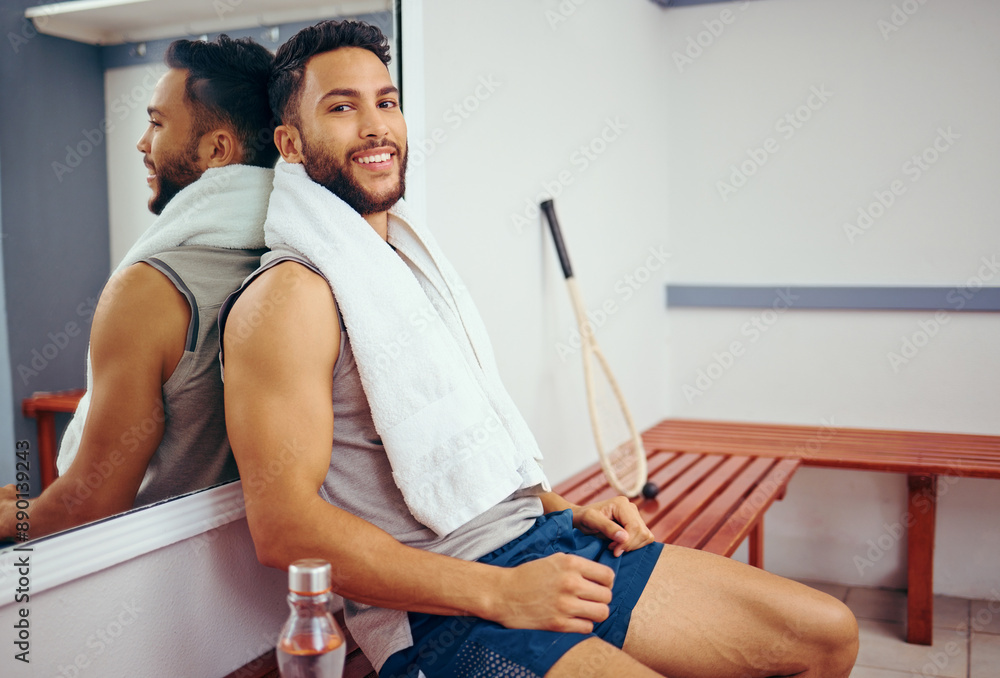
[133,245,265,507]
[220,244,544,671]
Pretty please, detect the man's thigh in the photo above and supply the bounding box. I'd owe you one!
[621,545,858,678]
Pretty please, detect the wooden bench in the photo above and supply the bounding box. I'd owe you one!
[22,388,86,491]
[227,426,800,678]
[643,418,1000,646]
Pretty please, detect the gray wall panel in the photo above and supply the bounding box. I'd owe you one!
[0,2,110,487]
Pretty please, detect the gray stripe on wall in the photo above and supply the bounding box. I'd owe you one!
[666,286,1000,312]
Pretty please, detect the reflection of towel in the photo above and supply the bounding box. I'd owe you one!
[265,160,548,536]
[57,164,273,474]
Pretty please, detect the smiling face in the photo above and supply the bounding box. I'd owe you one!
[136,69,208,215]
[278,47,407,220]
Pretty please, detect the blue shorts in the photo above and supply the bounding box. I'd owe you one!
[379,509,663,678]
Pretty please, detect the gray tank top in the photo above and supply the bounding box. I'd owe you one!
[220,245,544,670]
[134,245,264,507]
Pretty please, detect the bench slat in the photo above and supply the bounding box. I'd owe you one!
[643,420,1000,477]
[701,458,800,557]
[672,457,776,551]
[646,456,752,544]
[647,420,1000,456]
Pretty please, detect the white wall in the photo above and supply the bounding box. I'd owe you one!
[106,63,165,270]
[417,0,673,487]
[418,0,1000,599]
[661,0,1000,598]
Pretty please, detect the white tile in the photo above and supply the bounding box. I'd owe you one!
[847,587,907,624]
[970,633,1000,678]
[934,595,970,633]
[855,619,967,677]
[971,599,1000,635]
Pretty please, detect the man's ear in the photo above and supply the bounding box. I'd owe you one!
[274,124,304,163]
[200,129,243,168]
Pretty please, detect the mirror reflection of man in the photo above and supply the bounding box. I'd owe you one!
[221,20,859,678]
[0,35,278,541]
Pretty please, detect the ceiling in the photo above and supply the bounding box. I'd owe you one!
[26,0,392,45]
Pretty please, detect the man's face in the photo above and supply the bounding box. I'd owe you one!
[292,47,407,215]
[136,69,207,215]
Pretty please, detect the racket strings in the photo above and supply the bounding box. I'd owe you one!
[589,351,645,495]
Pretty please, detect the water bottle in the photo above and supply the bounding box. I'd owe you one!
[277,559,346,678]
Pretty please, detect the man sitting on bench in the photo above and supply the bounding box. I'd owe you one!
[1,36,276,541]
[221,20,859,678]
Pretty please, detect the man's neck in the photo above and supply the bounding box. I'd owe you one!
[364,211,390,241]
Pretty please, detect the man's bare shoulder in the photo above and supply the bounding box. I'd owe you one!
[100,261,188,316]
[225,260,339,357]
[90,263,190,366]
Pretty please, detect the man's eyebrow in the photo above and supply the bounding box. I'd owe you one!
[318,88,361,103]
[317,85,400,104]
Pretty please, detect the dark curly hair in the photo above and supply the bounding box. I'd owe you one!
[164,35,279,168]
[268,20,391,127]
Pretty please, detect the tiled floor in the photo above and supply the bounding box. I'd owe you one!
[797,580,1000,678]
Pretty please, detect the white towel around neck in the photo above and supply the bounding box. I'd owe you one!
[265,160,548,536]
[56,164,274,474]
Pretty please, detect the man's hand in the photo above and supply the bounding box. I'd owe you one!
[490,552,614,634]
[539,492,656,558]
[571,496,655,557]
[0,484,18,539]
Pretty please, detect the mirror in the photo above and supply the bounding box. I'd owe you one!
[1,0,401,550]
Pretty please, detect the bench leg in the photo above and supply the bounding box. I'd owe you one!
[749,520,764,569]
[906,474,936,646]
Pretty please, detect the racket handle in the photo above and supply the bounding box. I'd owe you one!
[540,199,574,280]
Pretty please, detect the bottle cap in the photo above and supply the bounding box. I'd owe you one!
[288,559,332,595]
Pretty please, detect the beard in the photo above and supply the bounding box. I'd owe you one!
[300,134,407,215]
[148,137,203,215]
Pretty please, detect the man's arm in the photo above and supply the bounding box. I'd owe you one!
[0,263,189,539]
[538,492,655,558]
[224,262,615,634]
